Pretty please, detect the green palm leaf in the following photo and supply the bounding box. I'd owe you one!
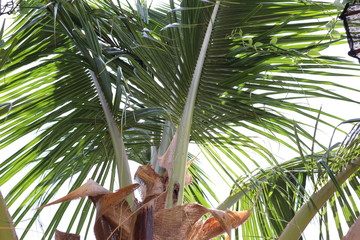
[1,0,360,239]
[224,122,360,239]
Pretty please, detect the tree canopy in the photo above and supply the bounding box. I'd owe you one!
[1,0,360,239]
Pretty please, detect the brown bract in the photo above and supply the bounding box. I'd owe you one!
[135,165,165,202]
[39,180,139,240]
[55,230,80,240]
[157,132,193,186]
[197,210,252,240]
[343,215,360,240]
[92,184,139,240]
[39,163,251,239]
[154,202,251,240]
[158,133,178,179]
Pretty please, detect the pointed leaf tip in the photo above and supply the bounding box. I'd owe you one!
[307,49,321,58]
[37,179,111,209]
[160,23,182,31]
[199,209,252,240]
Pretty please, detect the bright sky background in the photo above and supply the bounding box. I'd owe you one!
[1,1,360,239]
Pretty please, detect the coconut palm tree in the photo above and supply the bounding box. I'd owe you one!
[1,0,360,239]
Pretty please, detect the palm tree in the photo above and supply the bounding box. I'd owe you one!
[1,0,360,239]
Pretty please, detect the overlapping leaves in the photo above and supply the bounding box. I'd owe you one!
[1,0,360,239]
[39,164,251,240]
[224,122,360,239]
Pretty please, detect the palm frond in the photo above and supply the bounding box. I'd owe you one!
[1,0,360,239]
[224,122,360,239]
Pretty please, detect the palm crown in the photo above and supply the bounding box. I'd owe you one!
[1,0,360,239]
